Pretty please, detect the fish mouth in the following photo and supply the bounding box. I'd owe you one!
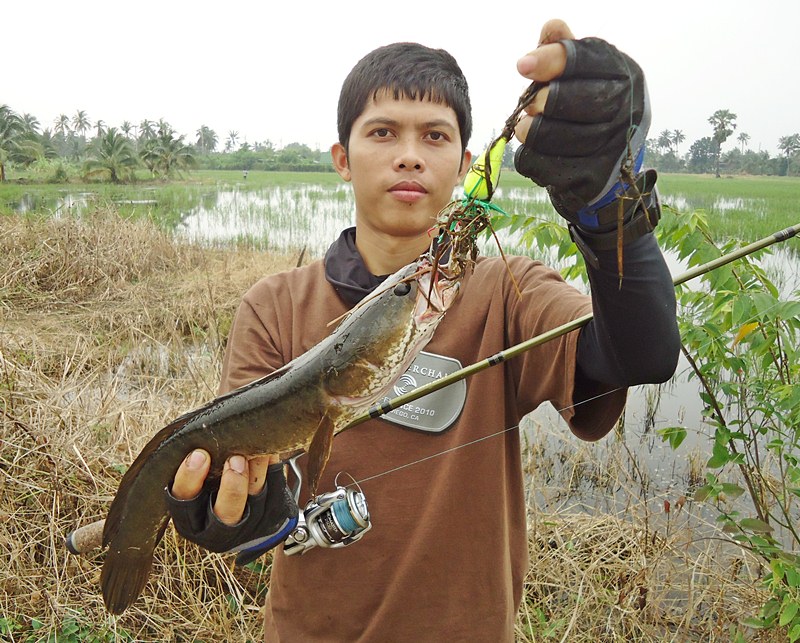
[414,263,459,324]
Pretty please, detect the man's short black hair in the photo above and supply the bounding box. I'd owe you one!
[337,42,472,153]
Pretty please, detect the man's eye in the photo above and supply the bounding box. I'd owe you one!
[428,132,445,141]
[374,128,390,138]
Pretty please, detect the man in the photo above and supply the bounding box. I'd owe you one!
[167,19,680,641]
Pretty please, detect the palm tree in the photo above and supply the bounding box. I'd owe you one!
[708,109,737,177]
[72,110,91,139]
[94,119,106,139]
[0,104,25,181]
[120,121,134,139]
[54,114,71,136]
[226,130,239,152]
[195,125,218,154]
[737,132,750,154]
[156,118,173,138]
[22,114,41,135]
[84,128,140,183]
[672,130,685,157]
[138,119,155,142]
[139,131,196,177]
[657,129,673,154]
[778,133,800,175]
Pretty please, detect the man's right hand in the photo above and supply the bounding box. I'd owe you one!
[171,450,275,524]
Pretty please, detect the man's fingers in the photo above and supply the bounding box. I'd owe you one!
[172,449,210,500]
[514,86,550,144]
[539,18,575,45]
[517,19,575,83]
[247,455,275,495]
[517,43,567,83]
[214,455,250,526]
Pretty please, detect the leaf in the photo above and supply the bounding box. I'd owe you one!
[732,322,759,346]
[739,518,774,533]
[657,426,687,450]
[694,485,714,502]
[779,600,799,627]
[707,440,731,469]
[720,483,745,500]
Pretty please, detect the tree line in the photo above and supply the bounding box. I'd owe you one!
[646,109,800,177]
[0,105,329,183]
[2,104,798,183]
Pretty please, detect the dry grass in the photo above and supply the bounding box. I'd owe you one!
[1,211,297,641]
[0,211,781,641]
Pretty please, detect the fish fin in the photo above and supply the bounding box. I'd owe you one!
[306,414,335,496]
[101,515,170,614]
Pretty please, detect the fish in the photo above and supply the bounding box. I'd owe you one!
[99,254,461,615]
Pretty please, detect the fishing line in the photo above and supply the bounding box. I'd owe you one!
[348,385,625,488]
[347,291,793,490]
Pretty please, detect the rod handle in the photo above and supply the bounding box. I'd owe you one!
[65,519,105,555]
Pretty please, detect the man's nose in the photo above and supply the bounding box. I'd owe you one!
[394,141,425,171]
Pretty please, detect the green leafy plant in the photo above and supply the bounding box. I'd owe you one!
[505,205,800,638]
[657,208,800,640]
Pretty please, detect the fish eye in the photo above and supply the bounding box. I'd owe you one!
[393,281,412,296]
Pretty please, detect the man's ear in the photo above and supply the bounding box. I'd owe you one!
[457,149,473,181]
[331,142,351,181]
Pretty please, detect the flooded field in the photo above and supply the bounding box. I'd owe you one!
[4,173,799,527]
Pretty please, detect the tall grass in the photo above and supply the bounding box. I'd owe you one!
[0,211,297,640]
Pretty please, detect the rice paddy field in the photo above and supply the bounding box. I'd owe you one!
[1,171,798,641]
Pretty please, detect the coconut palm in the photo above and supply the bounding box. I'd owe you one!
[54,114,71,136]
[156,118,174,138]
[657,130,673,154]
[139,131,195,177]
[72,110,91,139]
[195,125,218,154]
[22,113,41,135]
[708,109,737,177]
[0,104,25,181]
[226,130,239,152]
[84,127,140,183]
[94,119,106,139]
[672,130,685,157]
[778,133,800,175]
[138,119,156,142]
[737,132,750,154]
[120,121,134,139]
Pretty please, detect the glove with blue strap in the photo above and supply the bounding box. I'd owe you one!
[514,37,660,267]
[166,462,298,565]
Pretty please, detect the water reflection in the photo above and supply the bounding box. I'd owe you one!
[176,184,354,256]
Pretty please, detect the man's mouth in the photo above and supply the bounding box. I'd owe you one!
[389,181,427,203]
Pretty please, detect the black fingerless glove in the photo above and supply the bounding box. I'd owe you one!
[514,37,659,265]
[166,463,299,565]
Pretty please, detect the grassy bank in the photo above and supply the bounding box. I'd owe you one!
[0,211,782,641]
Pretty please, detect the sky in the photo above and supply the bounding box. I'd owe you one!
[4,0,798,157]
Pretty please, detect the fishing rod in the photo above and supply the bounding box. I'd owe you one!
[346,222,800,429]
[64,222,799,555]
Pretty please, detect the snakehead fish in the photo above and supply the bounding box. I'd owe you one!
[100,255,461,615]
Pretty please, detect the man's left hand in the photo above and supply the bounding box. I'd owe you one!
[513,19,651,232]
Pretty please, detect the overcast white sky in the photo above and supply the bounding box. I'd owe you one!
[4,1,798,156]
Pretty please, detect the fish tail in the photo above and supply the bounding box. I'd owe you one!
[101,413,192,613]
[101,516,169,614]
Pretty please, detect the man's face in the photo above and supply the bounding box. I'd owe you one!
[332,91,471,241]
